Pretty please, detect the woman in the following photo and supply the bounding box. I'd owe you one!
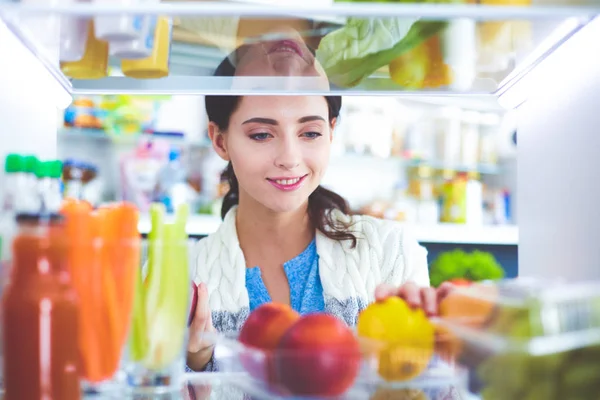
[185,94,454,373]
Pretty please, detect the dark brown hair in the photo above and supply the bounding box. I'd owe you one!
[205,93,357,247]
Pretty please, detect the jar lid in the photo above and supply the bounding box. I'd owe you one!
[35,160,63,179]
[16,213,64,224]
[5,154,24,173]
[22,155,39,174]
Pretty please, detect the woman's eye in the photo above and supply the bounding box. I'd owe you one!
[249,133,271,141]
[302,131,322,139]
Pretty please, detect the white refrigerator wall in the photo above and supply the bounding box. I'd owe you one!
[518,18,600,282]
[0,22,66,165]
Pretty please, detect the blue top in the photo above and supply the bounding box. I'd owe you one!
[245,238,325,314]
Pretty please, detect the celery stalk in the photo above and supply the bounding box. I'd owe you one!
[143,204,190,370]
[129,265,148,362]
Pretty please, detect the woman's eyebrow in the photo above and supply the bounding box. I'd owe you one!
[242,117,278,125]
[242,116,326,125]
[298,116,326,123]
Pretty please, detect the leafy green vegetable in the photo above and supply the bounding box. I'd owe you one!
[429,249,505,287]
[316,18,448,88]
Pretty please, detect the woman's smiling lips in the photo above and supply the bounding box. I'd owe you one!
[268,40,304,58]
[267,175,308,191]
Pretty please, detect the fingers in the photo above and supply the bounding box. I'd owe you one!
[436,282,456,303]
[188,283,214,354]
[398,282,421,308]
[374,283,398,301]
[420,286,438,317]
[374,282,446,317]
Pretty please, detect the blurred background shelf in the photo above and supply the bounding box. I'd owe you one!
[138,213,519,245]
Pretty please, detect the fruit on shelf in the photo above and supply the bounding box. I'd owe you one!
[447,278,472,287]
[275,313,361,397]
[370,388,428,400]
[238,303,300,382]
[357,297,435,381]
[239,303,300,350]
[389,34,453,89]
[438,283,499,329]
[447,286,600,399]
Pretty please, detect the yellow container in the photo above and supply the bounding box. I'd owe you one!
[61,21,109,79]
[121,17,171,79]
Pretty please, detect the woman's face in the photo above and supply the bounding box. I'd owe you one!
[233,27,330,90]
[210,96,335,214]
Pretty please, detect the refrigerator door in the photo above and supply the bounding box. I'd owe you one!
[517,17,600,282]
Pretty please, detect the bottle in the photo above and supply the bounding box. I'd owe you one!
[1,154,23,267]
[155,148,190,213]
[36,160,64,213]
[3,213,81,400]
[1,154,39,278]
[19,155,41,214]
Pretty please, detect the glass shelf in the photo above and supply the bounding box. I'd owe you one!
[0,2,598,96]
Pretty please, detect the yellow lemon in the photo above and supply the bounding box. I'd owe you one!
[357,297,435,382]
[370,388,427,400]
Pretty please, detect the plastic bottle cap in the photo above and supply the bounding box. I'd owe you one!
[35,161,63,179]
[49,160,64,179]
[168,148,180,161]
[23,156,39,174]
[34,161,48,178]
[5,154,24,173]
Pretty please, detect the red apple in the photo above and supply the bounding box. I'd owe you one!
[238,303,300,383]
[274,313,361,397]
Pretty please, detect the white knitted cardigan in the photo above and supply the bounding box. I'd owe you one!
[188,209,464,400]
[190,206,430,337]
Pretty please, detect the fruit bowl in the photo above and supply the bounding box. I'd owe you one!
[434,279,600,398]
[205,331,468,400]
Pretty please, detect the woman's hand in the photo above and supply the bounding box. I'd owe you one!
[186,282,216,371]
[374,281,455,317]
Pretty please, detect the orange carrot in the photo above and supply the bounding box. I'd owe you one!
[61,200,105,382]
[95,207,122,378]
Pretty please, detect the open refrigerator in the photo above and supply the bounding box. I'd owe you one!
[0,1,599,399]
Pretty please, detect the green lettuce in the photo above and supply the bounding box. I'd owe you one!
[316,18,448,88]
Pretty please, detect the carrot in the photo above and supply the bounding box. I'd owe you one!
[96,207,122,378]
[89,211,112,382]
[61,200,105,382]
[111,203,140,348]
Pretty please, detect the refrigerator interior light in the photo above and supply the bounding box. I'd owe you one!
[0,21,72,110]
[498,16,599,110]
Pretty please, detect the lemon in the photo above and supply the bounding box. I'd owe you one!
[357,297,435,381]
[370,388,427,400]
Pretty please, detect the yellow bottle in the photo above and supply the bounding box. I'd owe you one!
[61,21,109,80]
[121,17,172,79]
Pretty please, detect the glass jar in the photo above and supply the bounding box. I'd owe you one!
[2,213,81,400]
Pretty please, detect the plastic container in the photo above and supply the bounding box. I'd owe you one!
[205,331,468,400]
[3,213,81,400]
[61,21,109,79]
[59,14,90,62]
[109,16,156,59]
[434,279,600,398]
[121,17,172,79]
[93,0,151,42]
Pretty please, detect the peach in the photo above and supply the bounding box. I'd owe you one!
[238,303,300,382]
[275,313,361,397]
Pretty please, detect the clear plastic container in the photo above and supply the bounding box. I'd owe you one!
[434,279,600,399]
[205,331,468,400]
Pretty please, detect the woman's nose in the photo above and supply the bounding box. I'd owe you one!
[274,140,301,170]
